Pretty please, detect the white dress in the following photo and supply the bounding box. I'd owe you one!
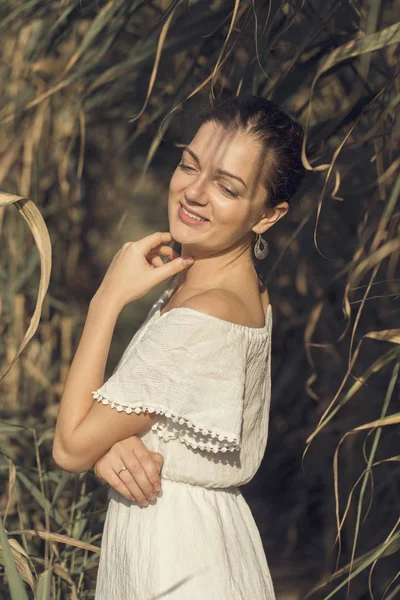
[92,276,275,600]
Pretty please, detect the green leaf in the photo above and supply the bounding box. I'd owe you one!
[0,517,29,600]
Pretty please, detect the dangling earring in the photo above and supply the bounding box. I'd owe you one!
[254,233,269,259]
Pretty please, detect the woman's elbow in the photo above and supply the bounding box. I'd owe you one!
[52,439,92,473]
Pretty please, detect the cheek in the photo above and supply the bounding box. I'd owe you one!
[213,198,248,226]
[169,169,184,194]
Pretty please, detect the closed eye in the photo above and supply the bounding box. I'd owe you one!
[178,162,195,172]
[219,186,239,198]
[178,163,239,198]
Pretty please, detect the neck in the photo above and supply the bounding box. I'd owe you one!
[175,237,258,291]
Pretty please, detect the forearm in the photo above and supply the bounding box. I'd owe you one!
[53,294,159,472]
[53,294,120,457]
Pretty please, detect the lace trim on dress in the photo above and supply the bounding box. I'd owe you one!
[92,391,240,453]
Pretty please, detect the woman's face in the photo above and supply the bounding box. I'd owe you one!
[168,121,284,257]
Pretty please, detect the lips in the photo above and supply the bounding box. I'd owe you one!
[180,202,209,221]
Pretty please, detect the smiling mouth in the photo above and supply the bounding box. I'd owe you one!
[179,203,209,222]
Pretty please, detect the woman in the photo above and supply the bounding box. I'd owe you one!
[53,95,305,599]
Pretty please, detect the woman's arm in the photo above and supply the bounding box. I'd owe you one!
[52,232,193,474]
[52,294,159,473]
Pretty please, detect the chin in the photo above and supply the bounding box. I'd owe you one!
[168,201,210,245]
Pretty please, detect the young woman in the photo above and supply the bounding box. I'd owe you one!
[53,95,305,599]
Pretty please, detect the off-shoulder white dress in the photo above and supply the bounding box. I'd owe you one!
[92,275,275,600]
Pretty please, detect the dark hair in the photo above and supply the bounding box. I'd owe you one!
[194,95,306,289]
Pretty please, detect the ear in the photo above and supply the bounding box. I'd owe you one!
[251,201,289,235]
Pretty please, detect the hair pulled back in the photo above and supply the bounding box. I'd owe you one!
[194,95,306,288]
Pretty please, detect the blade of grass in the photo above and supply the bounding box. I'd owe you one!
[35,568,52,600]
[0,193,51,382]
[16,472,65,528]
[8,530,100,553]
[0,516,29,600]
[346,363,399,595]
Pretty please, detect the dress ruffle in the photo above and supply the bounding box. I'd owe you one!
[92,391,240,453]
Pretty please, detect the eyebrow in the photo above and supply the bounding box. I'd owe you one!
[182,146,247,188]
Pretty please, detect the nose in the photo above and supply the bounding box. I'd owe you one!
[184,192,207,209]
[183,177,209,207]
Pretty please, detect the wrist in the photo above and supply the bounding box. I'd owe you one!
[89,291,123,320]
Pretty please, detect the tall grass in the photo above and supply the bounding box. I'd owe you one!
[1,0,399,597]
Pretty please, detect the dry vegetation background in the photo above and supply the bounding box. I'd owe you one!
[0,0,400,599]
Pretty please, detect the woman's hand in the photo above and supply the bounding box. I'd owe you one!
[93,436,164,507]
[92,231,194,311]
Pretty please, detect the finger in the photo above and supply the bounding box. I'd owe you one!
[149,253,179,269]
[137,451,163,490]
[130,438,164,487]
[118,470,154,507]
[93,463,103,481]
[119,452,157,502]
[147,243,176,255]
[107,472,138,503]
[95,460,134,501]
[114,439,162,496]
[129,441,163,491]
[155,245,180,260]
[146,244,175,257]
[95,454,150,506]
[151,456,164,483]
[150,255,164,267]
[148,246,179,268]
[151,255,194,285]
[129,440,163,492]
[137,231,172,254]
[150,451,164,472]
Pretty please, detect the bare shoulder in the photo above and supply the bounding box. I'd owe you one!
[179,288,252,327]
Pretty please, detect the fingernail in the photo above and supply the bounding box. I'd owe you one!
[181,256,194,266]
[154,483,161,491]
[147,493,156,500]
[141,500,149,507]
